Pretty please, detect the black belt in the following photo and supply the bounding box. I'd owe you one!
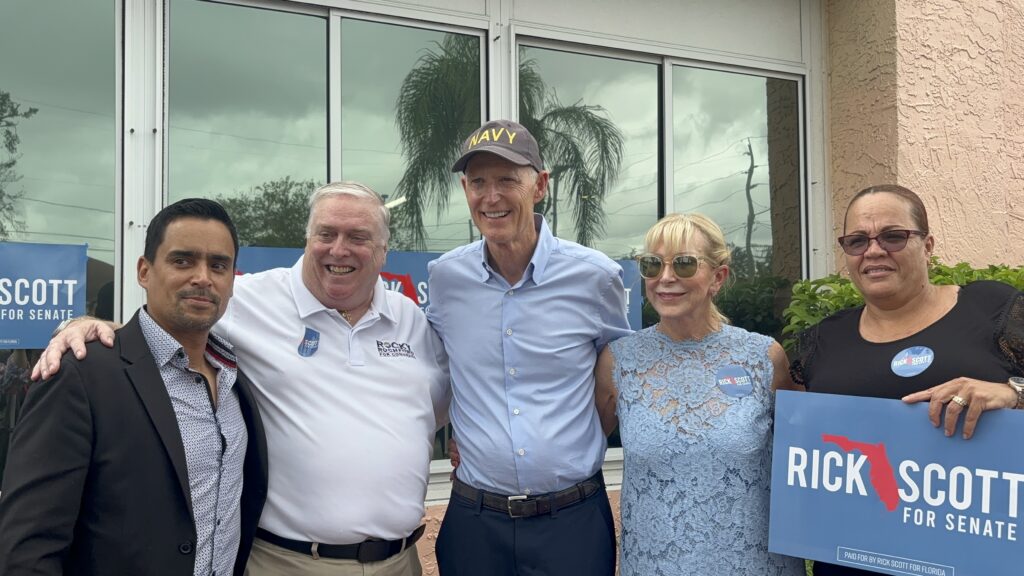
[255,525,424,563]
[452,471,604,518]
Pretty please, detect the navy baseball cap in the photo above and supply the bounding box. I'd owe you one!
[451,119,544,173]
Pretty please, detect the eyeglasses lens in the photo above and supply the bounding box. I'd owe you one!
[877,231,911,251]
[838,230,913,256]
[638,255,700,279]
[638,256,663,279]
[671,256,700,278]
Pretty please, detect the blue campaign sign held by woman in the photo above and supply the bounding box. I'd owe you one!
[770,391,1024,576]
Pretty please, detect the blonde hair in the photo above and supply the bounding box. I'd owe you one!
[643,212,732,324]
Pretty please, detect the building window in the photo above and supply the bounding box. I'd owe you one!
[350,19,484,253]
[168,0,328,248]
[0,0,115,470]
[517,44,660,258]
[672,65,802,338]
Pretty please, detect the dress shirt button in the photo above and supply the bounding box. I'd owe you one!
[513,408,520,415]
[178,542,193,554]
[508,368,516,376]
[524,488,532,495]
[177,351,184,359]
[505,328,513,336]
[194,376,202,384]
[507,289,514,296]
[518,448,526,456]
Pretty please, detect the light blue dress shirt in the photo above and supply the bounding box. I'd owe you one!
[427,215,631,495]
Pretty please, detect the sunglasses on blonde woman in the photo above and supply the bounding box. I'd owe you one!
[836,229,926,256]
[636,254,711,279]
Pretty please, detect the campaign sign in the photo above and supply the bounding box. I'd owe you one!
[0,242,87,349]
[238,246,644,329]
[769,391,1024,576]
[619,258,642,331]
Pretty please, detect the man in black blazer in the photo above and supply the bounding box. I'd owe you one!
[0,199,268,576]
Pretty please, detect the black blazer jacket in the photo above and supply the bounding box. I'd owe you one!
[0,313,268,576]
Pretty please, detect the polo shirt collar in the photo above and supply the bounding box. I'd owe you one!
[288,255,397,323]
[478,214,553,285]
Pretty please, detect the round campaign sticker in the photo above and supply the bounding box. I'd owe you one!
[890,346,934,377]
[715,365,754,398]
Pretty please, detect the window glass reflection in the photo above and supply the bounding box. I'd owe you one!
[340,20,482,459]
[168,0,327,248]
[0,0,115,472]
[517,45,659,259]
[342,19,481,253]
[673,66,801,338]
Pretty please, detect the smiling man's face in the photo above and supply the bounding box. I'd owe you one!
[137,217,235,339]
[462,152,548,251]
[301,194,387,313]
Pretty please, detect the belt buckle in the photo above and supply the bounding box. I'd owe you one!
[507,494,529,518]
[357,540,384,564]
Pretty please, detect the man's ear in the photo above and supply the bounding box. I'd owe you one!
[533,170,550,204]
[137,256,151,290]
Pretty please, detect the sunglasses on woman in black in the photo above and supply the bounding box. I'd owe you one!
[836,229,926,256]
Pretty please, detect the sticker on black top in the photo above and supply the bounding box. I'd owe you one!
[297,327,320,357]
[716,364,754,398]
[890,346,933,377]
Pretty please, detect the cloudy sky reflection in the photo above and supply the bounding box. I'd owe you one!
[1,0,797,269]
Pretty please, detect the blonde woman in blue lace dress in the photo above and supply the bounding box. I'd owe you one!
[595,213,804,576]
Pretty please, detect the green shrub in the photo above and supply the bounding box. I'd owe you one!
[716,275,790,339]
[782,259,1024,352]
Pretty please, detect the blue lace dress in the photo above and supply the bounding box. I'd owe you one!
[611,324,803,576]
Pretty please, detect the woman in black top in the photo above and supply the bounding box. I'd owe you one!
[792,184,1024,576]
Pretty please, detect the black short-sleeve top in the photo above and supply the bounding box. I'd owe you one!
[792,280,1024,399]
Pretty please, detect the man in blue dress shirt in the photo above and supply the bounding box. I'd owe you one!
[427,119,631,575]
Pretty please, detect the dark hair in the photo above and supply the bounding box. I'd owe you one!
[143,198,239,266]
[843,184,929,234]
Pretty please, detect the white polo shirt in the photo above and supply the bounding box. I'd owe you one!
[214,256,450,544]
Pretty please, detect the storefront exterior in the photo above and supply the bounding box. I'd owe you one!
[2,0,1020,571]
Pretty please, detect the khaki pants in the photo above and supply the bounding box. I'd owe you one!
[245,537,422,576]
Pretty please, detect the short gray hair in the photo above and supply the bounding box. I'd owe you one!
[305,181,391,243]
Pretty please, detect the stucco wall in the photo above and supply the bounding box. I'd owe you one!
[826,0,899,245]
[828,0,1024,268]
[414,489,622,574]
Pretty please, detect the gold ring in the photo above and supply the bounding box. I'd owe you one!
[951,395,969,408]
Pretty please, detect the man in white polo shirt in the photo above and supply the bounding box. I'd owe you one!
[34,182,450,576]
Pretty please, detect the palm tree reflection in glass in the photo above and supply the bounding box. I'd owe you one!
[393,35,624,250]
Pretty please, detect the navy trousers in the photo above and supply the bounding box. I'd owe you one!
[435,480,616,576]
